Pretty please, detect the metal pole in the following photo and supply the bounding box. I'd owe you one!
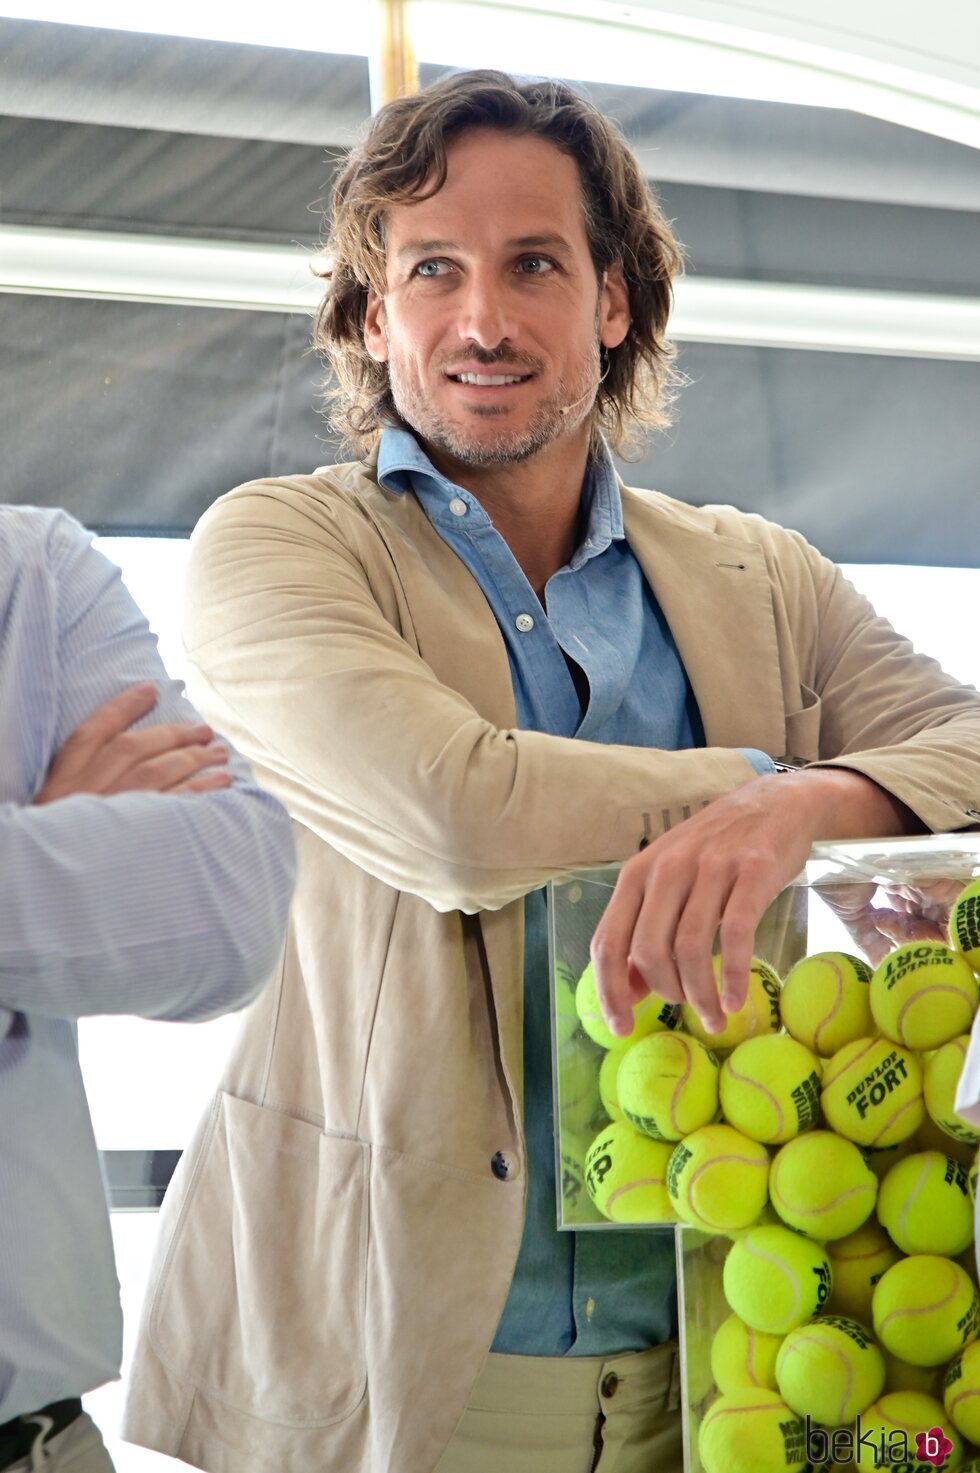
[368,0,420,113]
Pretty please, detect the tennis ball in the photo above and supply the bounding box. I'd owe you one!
[877,1150,974,1256]
[723,1225,832,1334]
[710,1313,784,1394]
[681,956,781,1051]
[863,1137,917,1180]
[854,1392,964,1471]
[575,962,680,1051]
[558,1130,602,1224]
[821,1037,924,1147]
[873,1255,980,1366]
[556,1033,602,1132]
[666,1123,770,1233]
[617,1032,719,1141]
[916,1112,979,1168]
[775,1314,885,1424]
[583,1121,675,1224]
[882,1349,943,1398]
[871,942,979,1050]
[719,1036,822,1144]
[554,959,580,1047]
[924,1035,980,1146]
[770,1130,877,1240]
[598,1046,624,1123]
[781,950,873,1056]
[826,1220,902,1323]
[944,1340,980,1443]
[949,878,980,971]
[698,1389,806,1473]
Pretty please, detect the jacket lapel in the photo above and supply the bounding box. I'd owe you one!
[622,486,788,756]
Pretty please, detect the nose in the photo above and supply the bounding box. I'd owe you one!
[453,266,517,351]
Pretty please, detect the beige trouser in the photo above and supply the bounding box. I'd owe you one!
[1,1413,115,1473]
[434,1342,682,1473]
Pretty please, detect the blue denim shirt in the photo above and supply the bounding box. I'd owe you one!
[378,428,772,1355]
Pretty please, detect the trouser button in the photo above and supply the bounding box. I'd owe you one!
[600,1371,619,1399]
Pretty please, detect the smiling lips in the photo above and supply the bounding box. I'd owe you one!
[446,370,534,389]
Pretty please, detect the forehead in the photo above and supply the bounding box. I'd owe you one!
[384,127,590,253]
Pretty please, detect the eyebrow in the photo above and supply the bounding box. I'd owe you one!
[394,234,575,263]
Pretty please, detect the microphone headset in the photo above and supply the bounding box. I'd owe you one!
[558,356,611,416]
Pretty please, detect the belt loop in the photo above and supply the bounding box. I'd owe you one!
[24,1413,53,1472]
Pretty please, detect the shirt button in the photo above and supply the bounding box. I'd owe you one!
[515,613,535,633]
[584,1296,596,1321]
[491,1150,515,1181]
[601,1372,619,1399]
[449,497,467,517]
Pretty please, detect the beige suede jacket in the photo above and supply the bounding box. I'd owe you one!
[123,457,980,1473]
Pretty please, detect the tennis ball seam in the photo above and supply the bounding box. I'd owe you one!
[669,1037,695,1137]
[723,1059,785,1137]
[813,958,846,1054]
[685,1152,769,1229]
[822,1037,879,1091]
[894,985,975,1046]
[780,1331,855,1424]
[606,1173,666,1212]
[743,1241,802,1326]
[772,1175,874,1221]
[877,1265,960,1337]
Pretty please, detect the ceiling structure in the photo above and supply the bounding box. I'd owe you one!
[1,9,978,563]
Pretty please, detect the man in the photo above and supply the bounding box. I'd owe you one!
[0,506,296,1472]
[124,71,980,1473]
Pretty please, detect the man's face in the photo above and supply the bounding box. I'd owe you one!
[363,127,630,467]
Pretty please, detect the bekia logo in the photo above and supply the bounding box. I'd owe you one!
[806,1415,955,1466]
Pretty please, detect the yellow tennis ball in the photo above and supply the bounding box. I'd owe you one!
[950,878,980,972]
[863,1137,917,1180]
[826,1220,902,1323]
[583,1121,675,1224]
[698,1389,806,1473]
[916,1112,979,1168]
[617,1032,720,1141]
[597,1046,624,1123]
[574,962,680,1051]
[925,1035,980,1147]
[719,1036,822,1144]
[781,950,873,1056]
[775,1314,886,1425]
[944,1340,980,1443]
[723,1225,832,1334]
[821,1037,924,1147]
[681,956,781,1051]
[882,1349,943,1398]
[873,1255,980,1366]
[770,1130,878,1240]
[877,1150,974,1256]
[558,1130,602,1225]
[666,1123,770,1233]
[871,942,979,1050]
[853,1392,964,1470]
[710,1313,784,1394]
[556,1033,602,1133]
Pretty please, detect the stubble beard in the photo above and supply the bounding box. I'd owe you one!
[387,342,602,468]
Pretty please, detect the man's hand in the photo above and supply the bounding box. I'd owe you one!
[33,683,231,805]
[589,768,919,1039]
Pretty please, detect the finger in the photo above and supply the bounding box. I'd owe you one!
[101,722,217,789]
[590,862,647,1039]
[717,864,771,1015]
[671,865,734,1034]
[624,873,686,1010]
[108,742,229,794]
[172,769,234,795]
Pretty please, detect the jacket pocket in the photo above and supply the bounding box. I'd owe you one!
[149,1090,368,1427]
[784,684,823,764]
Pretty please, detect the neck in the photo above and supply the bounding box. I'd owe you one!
[423,430,591,602]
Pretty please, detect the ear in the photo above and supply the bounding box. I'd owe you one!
[598,262,631,351]
[363,288,389,363]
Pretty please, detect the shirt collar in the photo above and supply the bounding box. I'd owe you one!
[377,426,625,560]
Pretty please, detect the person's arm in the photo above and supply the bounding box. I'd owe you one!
[180,482,760,914]
[0,512,296,1023]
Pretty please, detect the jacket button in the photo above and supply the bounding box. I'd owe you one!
[601,1372,619,1399]
[491,1150,515,1180]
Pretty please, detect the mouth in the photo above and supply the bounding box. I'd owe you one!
[445,371,534,388]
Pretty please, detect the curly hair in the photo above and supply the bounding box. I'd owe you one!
[313,69,684,458]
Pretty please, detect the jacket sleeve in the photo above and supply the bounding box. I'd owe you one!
[181,484,758,914]
[764,522,980,836]
[0,512,296,1023]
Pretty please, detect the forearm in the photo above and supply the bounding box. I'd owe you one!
[0,783,294,1021]
[779,767,924,842]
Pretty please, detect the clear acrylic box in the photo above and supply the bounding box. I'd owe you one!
[548,835,980,1472]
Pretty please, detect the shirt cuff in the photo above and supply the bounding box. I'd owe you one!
[736,747,777,777]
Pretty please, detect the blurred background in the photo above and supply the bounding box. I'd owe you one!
[1,1,978,1465]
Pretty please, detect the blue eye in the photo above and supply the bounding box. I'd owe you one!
[519,256,555,274]
[415,259,449,277]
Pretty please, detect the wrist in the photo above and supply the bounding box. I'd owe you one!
[779,766,921,841]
